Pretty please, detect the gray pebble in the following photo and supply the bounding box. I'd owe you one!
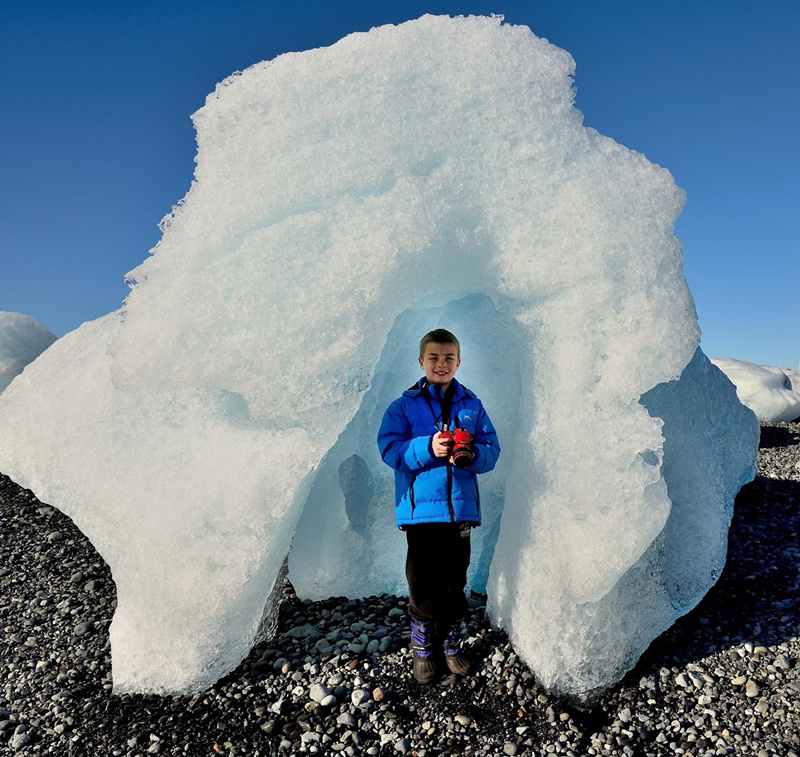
[11,732,30,751]
[337,713,358,728]
[74,621,94,637]
[775,654,792,670]
[309,682,330,702]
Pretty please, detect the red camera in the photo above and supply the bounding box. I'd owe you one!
[440,427,474,468]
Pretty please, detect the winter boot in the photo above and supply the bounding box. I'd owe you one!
[410,617,437,684]
[442,619,470,675]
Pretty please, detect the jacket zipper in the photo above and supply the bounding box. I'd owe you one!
[409,475,417,519]
[446,462,455,522]
[472,472,481,521]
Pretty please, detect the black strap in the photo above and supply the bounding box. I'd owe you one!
[440,383,454,429]
[419,379,455,431]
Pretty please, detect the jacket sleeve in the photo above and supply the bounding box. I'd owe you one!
[377,400,438,473]
[466,402,500,474]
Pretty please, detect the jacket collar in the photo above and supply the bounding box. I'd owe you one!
[404,377,469,402]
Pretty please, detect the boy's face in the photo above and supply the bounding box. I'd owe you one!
[419,342,461,387]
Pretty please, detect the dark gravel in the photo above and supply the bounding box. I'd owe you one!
[1,421,798,757]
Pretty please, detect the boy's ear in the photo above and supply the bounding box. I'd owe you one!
[418,357,424,369]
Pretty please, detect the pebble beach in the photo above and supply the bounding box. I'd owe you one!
[1,421,798,757]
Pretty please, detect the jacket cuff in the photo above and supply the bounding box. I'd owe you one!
[467,445,485,471]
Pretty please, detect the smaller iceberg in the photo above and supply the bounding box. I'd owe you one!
[0,312,57,393]
[784,365,800,393]
[710,357,800,422]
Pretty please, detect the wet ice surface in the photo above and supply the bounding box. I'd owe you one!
[0,423,798,756]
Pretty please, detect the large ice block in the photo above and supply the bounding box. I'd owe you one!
[0,15,758,697]
[486,349,758,700]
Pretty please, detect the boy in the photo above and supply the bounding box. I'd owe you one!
[377,329,500,683]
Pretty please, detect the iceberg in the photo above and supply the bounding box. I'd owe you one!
[0,14,758,698]
[710,357,800,422]
[783,365,800,393]
[0,312,57,393]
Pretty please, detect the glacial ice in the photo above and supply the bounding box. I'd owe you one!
[0,14,759,698]
[786,366,800,392]
[490,348,758,698]
[0,312,57,393]
[711,357,800,422]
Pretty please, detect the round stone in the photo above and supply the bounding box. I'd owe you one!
[309,683,331,703]
[336,713,358,728]
[351,689,371,708]
[73,621,94,637]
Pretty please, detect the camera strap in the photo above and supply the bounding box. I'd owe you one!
[421,380,454,432]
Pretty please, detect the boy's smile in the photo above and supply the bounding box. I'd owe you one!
[419,342,461,391]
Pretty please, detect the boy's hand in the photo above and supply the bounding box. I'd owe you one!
[432,431,453,458]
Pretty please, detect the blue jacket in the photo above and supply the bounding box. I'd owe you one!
[377,378,500,527]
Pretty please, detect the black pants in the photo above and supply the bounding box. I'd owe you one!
[405,522,471,625]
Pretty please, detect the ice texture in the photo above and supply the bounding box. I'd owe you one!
[0,15,758,697]
[489,349,758,699]
[783,365,800,393]
[0,312,57,393]
[711,357,800,422]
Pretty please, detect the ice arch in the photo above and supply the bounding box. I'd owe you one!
[289,292,521,599]
[0,14,758,697]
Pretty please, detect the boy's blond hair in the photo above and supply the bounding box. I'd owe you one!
[419,329,460,360]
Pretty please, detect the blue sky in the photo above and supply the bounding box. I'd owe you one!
[1,0,798,368]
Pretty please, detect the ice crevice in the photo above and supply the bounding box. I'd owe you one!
[0,14,758,699]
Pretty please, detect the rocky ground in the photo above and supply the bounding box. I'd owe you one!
[1,421,798,757]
